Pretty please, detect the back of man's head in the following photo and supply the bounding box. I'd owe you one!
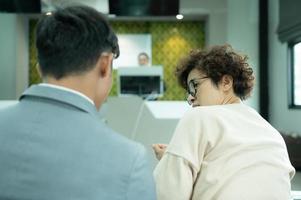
[36,5,120,79]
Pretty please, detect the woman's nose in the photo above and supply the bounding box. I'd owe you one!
[187,94,195,105]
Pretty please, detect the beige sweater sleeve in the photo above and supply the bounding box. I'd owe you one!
[154,109,209,200]
[154,153,197,200]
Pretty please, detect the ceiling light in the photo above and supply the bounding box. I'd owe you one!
[176,14,183,20]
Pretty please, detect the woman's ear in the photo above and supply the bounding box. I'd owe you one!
[221,75,233,92]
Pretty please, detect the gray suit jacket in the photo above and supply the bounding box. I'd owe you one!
[0,85,156,200]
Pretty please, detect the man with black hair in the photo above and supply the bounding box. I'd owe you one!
[0,5,156,200]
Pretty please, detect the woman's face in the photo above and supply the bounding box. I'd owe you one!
[186,68,223,107]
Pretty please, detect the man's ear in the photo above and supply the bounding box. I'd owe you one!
[221,75,233,92]
[98,53,113,77]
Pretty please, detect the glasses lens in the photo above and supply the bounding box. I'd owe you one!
[188,82,196,97]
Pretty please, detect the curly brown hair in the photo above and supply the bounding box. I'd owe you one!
[175,44,255,100]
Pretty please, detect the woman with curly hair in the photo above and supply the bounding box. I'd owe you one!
[152,44,295,200]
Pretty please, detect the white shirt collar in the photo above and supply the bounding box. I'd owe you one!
[38,83,95,106]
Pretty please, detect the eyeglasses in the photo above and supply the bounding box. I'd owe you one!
[187,77,208,105]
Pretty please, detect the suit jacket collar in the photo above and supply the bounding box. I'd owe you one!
[20,85,99,116]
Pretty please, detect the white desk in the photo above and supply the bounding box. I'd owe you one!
[100,96,190,167]
[292,190,301,199]
[145,101,191,119]
[0,100,18,109]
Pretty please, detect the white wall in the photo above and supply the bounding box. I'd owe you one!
[113,34,152,68]
[15,15,29,97]
[268,0,301,133]
[227,0,259,109]
[0,13,29,100]
[0,14,17,99]
[181,0,228,46]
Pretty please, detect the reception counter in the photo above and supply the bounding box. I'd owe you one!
[100,96,191,167]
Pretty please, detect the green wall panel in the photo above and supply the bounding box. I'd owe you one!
[29,20,41,85]
[29,20,204,100]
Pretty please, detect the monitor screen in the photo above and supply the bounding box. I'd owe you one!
[120,76,161,97]
[117,66,163,99]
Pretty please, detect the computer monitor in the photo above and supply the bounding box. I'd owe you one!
[117,66,164,99]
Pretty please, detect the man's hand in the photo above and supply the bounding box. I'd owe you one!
[152,144,168,161]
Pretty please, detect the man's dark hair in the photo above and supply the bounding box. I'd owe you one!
[138,52,149,59]
[176,44,254,100]
[36,5,119,79]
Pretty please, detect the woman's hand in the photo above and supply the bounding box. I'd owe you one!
[152,143,168,161]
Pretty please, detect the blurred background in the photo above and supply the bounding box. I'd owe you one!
[1,0,301,196]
